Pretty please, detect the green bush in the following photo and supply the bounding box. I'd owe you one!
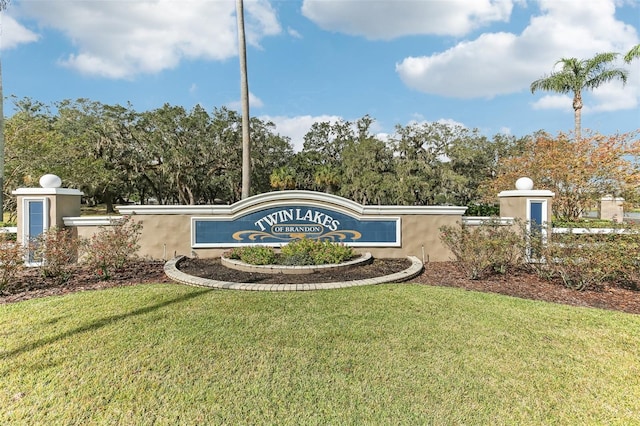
[440,219,526,280]
[311,240,355,265]
[280,238,318,265]
[281,238,355,266]
[226,239,355,266]
[225,247,244,260]
[225,246,277,265]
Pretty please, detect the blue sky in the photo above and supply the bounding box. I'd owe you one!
[1,0,639,151]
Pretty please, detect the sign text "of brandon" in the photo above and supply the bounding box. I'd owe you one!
[254,208,340,232]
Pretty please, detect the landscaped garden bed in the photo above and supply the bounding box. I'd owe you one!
[1,258,639,314]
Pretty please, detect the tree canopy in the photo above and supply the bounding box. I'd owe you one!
[483,130,639,221]
[3,97,638,223]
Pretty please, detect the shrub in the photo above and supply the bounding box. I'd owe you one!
[225,239,356,266]
[226,246,276,265]
[539,227,640,290]
[81,216,142,279]
[281,238,355,266]
[440,219,526,280]
[0,235,25,290]
[310,240,355,265]
[280,238,318,266]
[225,247,244,260]
[540,238,612,291]
[32,227,81,284]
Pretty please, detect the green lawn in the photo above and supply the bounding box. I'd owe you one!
[1,284,639,425]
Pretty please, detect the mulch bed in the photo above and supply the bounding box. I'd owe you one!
[415,262,640,315]
[1,259,639,315]
[176,257,412,284]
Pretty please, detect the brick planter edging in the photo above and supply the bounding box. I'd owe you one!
[220,252,373,275]
[164,255,424,291]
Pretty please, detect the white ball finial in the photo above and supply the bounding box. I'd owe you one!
[515,177,534,191]
[39,174,62,188]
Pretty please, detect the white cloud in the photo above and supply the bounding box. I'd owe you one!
[0,14,39,50]
[14,0,280,79]
[261,114,343,152]
[244,0,281,47]
[287,27,302,39]
[301,0,516,39]
[228,92,264,111]
[531,94,573,111]
[395,0,639,111]
[405,117,468,129]
[589,77,639,112]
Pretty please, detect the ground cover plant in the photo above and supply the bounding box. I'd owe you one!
[1,284,639,424]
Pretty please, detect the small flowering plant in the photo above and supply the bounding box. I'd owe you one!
[81,215,142,279]
[32,227,81,283]
[0,234,26,290]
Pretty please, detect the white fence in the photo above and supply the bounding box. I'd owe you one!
[0,226,17,236]
[552,227,638,236]
[461,216,514,226]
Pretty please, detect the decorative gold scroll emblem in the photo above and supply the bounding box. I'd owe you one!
[232,229,362,242]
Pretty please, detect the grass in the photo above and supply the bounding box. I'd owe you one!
[1,284,639,425]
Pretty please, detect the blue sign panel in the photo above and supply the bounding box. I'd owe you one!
[193,206,400,247]
[28,200,45,238]
[27,199,46,264]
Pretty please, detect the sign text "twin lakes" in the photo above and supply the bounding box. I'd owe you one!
[254,208,340,232]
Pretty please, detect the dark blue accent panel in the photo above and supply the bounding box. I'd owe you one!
[28,201,45,238]
[195,206,398,245]
[529,201,544,258]
[530,201,543,228]
[27,200,45,263]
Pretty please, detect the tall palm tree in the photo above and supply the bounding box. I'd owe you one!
[0,0,10,220]
[236,0,251,199]
[530,52,628,140]
[624,44,640,63]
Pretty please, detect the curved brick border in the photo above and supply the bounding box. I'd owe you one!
[220,252,373,275]
[164,256,424,291]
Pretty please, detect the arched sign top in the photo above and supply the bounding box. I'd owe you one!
[116,191,467,216]
[232,191,369,215]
